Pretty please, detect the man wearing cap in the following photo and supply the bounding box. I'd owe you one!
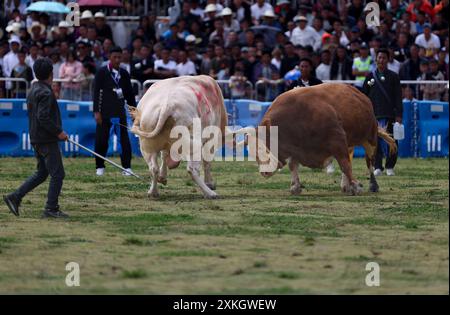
[3,36,21,92]
[57,21,75,44]
[203,3,218,36]
[93,46,136,176]
[291,15,321,51]
[261,9,282,29]
[3,57,70,218]
[363,48,402,177]
[94,12,113,42]
[352,42,373,89]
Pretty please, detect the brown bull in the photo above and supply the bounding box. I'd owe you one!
[248,83,396,195]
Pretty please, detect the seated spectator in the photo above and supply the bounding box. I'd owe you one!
[209,17,229,46]
[399,44,422,81]
[221,7,240,33]
[163,23,185,50]
[176,50,197,76]
[94,12,113,41]
[279,41,299,77]
[271,47,282,71]
[154,48,177,78]
[387,47,401,74]
[261,9,282,29]
[209,45,230,79]
[11,47,33,98]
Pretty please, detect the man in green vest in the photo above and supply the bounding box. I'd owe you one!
[352,42,373,89]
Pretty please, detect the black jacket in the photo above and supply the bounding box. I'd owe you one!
[27,81,63,144]
[363,69,403,119]
[93,64,136,118]
[289,76,323,90]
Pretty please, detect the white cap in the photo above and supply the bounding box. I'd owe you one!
[263,9,276,18]
[221,7,232,16]
[8,35,21,45]
[94,11,106,19]
[204,4,217,13]
[58,21,70,28]
[81,10,93,19]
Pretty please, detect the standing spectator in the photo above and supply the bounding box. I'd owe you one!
[11,47,33,98]
[76,41,94,64]
[422,59,446,100]
[352,42,373,89]
[203,4,218,36]
[57,21,75,44]
[230,0,252,23]
[209,17,229,45]
[399,44,422,81]
[131,44,154,82]
[49,49,62,79]
[176,50,197,76]
[417,58,430,99]
[3,57,69,218]
[279,41,299,77]
[406,0,434,22]
[93,46,136,176]
[221,7,240,33]
[332,19,350,47]
[209,45,230,79]
[291,16,321,51]
[251,0,273,25]
[59,50,82,100]
[330,45,354,80]
[271,47,282,71]
[77,62,96,101]
[3,36,21,93]
[415,23,441,58]
[289,58,323,89]
[25,42,39,77]
[387,48,401,74]
[94,12,113,42]
[315,49,331,81]
[154,48,177,79]
[431,12,448,44]
[392,32,410,63]
[261,9,282,29]
[253,49,280,101]
[200,44,215,75]
[363,48,402,177]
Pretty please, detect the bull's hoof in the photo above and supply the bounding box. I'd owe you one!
[204,191,218,199]
[290,185,302,195]
[206,182,216,191]
[157,176,167,185]
[369,182,379,193]
[347,182,363,196]
[147,190,160,198]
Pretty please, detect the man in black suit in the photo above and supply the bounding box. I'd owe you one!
[288,58,323,90]
[93,46,136,176]
[363,48,403,177]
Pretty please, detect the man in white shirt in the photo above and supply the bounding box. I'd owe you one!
[414,23,441,56]
[3,36,21,90]
[290,16,322,51]
[176,50,197,76]
[315,49,331,80]
[154,48,177,78]
[251,0,273,24]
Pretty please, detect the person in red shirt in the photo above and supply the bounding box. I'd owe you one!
[406,0,435,22]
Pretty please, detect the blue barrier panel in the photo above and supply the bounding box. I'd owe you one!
[353,146,365,158]
[398,101,415,157]
[417,101,448,158]
[0,99,34,157]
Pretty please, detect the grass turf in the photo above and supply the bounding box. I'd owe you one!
[0,157,448,294]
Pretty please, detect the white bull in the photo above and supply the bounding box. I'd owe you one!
[129,75,228,199]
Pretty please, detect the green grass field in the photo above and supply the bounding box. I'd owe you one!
[0,157,448,294]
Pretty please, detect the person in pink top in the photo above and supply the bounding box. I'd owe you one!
[58,50,83,99]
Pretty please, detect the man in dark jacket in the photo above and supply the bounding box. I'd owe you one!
[3,57,69,218]
[288,58,323,89]
[93,46,136,176]
[363,48,403,177]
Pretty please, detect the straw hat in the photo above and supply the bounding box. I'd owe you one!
[94,11,106,19]
[81,10,93,20]
[27,21,46,36]
[204,4,217,13]
[263,9,276,18]
[58,21,74,34]
[220,7,232,16]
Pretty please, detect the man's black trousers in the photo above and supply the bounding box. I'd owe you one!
[94,116,132,169]
[375,118,399,170]
[14,142,65,210]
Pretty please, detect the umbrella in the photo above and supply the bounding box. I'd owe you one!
[250,25,282,49]
[77,0,123,7]
[26,1,70,14]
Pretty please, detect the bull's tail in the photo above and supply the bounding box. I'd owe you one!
[377,126,397,156]
[130,105,171,139]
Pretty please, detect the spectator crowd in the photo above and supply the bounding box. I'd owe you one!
[0,0,448,101]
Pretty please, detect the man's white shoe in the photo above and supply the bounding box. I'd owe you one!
[386,168,395,176]
[122,168,134,176]
[373,169,383,176]
[96,168,105,176]
[326,163,335,174]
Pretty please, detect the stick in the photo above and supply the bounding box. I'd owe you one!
[66,138,144,181]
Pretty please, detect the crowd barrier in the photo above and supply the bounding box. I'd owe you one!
[0,99,448,159]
